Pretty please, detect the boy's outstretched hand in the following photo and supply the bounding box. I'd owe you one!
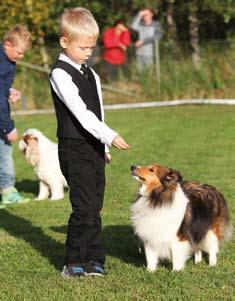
[112,135,130,150]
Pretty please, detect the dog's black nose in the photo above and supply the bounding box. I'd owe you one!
[130,165,136,171]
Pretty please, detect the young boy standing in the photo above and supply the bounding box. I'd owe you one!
[50,7,130,277]
[0,25,32,207]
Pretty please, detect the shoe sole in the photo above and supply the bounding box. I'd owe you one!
[84,272,105,277]
[60,265,105,278]
[61,270,85,277]
[61,271,104,277]
[61,266,84,278]
[2,199,31,205]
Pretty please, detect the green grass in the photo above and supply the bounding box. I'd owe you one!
[0,105,234,300]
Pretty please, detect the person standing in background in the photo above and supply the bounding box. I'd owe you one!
[102,19,131,81]
[131,8,162,70]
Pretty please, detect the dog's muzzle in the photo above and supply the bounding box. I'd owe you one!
[130,165,138,176]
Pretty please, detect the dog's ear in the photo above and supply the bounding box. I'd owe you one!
[25,136,40,166]
[18,139,27,153]
[165,168,182,183]
[23,134,31,145]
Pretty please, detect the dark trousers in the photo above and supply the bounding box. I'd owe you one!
[103,61,127,82]
[58,138,106,265]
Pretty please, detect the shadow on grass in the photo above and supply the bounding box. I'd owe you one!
[16,179,38,195]
[103,225,144,266]
[0,209,64,270]
[51,224,144,267]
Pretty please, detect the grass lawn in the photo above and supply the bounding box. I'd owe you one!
[0,105,234,300]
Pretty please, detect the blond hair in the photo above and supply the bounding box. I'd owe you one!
[4,25,32,49]
[59,7,99,41]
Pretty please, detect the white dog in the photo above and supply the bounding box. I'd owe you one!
[19,129,67,201]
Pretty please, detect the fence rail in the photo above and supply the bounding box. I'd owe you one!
[17,61,136,97]
[12,99,235,116]
[16,40,235,109]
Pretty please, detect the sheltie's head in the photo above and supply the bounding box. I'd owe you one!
[131,164,182,206]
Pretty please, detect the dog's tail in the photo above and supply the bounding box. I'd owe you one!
[221,220,233,242]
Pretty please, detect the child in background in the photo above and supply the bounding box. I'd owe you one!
[50,7,130,277]
[0,25,32,207]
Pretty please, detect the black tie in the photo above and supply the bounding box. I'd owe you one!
[81,64,89,78]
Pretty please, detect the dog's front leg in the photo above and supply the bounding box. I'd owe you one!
[49,181,64,200]
[194,250,202,264]
[172,241,191,271]
[35,181,49,200]
[145,244,158,272]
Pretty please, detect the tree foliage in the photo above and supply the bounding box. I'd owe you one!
[0,0,234,64]
[203,0,235,22]
[1,0,234,41]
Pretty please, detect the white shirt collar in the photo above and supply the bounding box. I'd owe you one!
[59,53,84,71]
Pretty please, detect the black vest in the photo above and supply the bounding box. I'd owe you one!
[50,60,102,142]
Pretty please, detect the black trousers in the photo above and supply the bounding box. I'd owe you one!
[103,61,127,82]
[58,138,106,265]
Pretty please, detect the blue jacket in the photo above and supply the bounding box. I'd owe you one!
[0,44,16,137]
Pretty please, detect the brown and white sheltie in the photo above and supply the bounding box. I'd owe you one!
[130,164,232,271]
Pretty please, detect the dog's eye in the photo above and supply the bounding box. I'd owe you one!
[149,168,154,172]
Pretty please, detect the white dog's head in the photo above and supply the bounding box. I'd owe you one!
[19,129,46,166]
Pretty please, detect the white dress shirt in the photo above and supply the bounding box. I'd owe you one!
[50,53,117,148]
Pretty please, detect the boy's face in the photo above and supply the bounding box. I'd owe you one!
[4,41,27,62]
[60,35,97,64]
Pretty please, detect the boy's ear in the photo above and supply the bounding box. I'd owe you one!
[4,41,13,49]
[59,37,67,49]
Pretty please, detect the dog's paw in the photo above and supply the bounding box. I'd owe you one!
[194,250,202,264]
[172,263,185,271]
[147,266,156,272]
[50,195,64,201]
[34,197,46,201]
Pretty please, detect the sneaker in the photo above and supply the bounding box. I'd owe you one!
[61,264,85,278]
[1,188,31,204]
[84,261,105,277]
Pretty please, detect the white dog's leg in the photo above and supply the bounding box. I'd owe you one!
[172,241,191,271]
[145,244,158,272]
[49,181,64,201]
[35,181,49,200]
[194,250,202,264]
[200,230,219,267]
